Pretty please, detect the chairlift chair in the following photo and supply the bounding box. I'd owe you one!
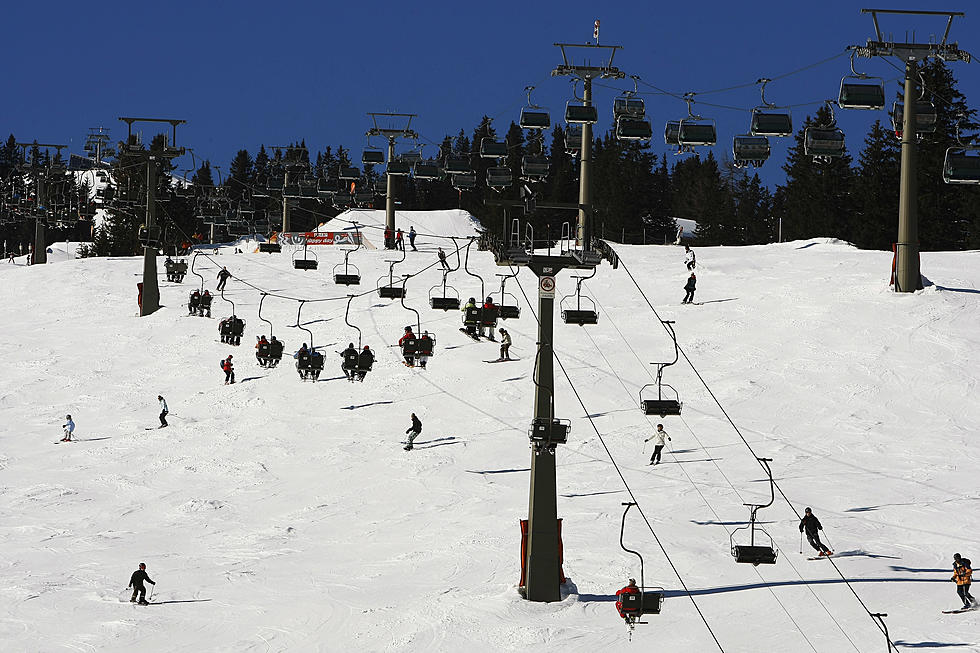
[429,272,461,311]
[377,264,406,299]
[664,121,680,146]
[732,135,771,168]
[616,117,653,141]
[891,100,938,137]
[731,458,779,566]
[837,53,886,110]
[479,138,509,159]
[560,272,598,325]
[676,93,717,149]
[564,123,584,153]
[386,160,411,176]
[521,156,550,180]
[487,167,513,188]
[943,117,980,185]
[451,173,477,191]
[804,101,846,162]
[617,502,666,637]
[362,149,384,165]
[750,110,793,137]
[529,417,570,447]
[444,158,473,175]
[338,166,361,181]
[292,243,318,270]
[333,255,361,285]
[413,162,442,180]
[520,109,551,131]
[639,320,683,415]
[493,273,521,320]
[565,102,598,125]
[613,97,646,119]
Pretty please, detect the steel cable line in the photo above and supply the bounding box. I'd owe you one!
[510,274,728,653]
[615,251,898,648]
[579,286,863,651]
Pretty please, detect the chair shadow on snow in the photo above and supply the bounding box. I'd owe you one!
[466,468,530,475]
[831,549,901,560]
[661,576,948,598]
[697,297,738,305]
[341,400,394,410]
[893,642,976,649]
[936,285,980,295]
[889,565,950,573]
[148,598,213,605]
[408,436,460,449]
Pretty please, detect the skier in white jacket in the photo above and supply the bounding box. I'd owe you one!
[684,246,696,271]
[645,424,670,465]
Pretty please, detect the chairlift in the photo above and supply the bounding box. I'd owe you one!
[292,301,324,382]
[891,99,938,137]
[616,117,653,141]
[521,156,550,180]
[479,138,509,159]
[804,101,846,163]
[731,457,779,566]
[943,116,980,185]
[333,223,362,285]
[444,158,473,175]
[664,121,680,146]
[354,190,375,207]
[413,161,442,180]
[732,135,771,168]
[398,290,436,367]
[377,255,406,299]
[519,85,550,130]
[492,272,521,320]
[429,269,461,311]
[837,52,886,110]
[639,321,682,416]
[451,173,477,191]
[362,148,384,165]
[218,287,245,346]
[565,101,598,125]
[617,502,665,638]
[400,149,423,164]
[338,166,361,181]
[255,293,285,368]
[560,270,598,325]
[564,123,584,153]
[292,240,318,270]
[749,78,793,137]
[487,167,513,189]
[386,160,411,176]
[138,224,161,248]
[613,75,646,119]
[676,93,717,149]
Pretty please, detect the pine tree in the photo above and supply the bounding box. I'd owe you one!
[852,119,899,249]
[226,149,254,201]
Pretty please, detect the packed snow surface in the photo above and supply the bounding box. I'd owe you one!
[1,211,978,652]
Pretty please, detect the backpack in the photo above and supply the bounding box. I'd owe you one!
[219,359,225,369]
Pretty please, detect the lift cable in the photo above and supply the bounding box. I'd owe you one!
[615,253,897,648]
[511,274,728,653]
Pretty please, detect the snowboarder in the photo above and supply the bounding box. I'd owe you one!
[498,328,512,360]
[127,562,155,605]
[615,578,640,621]
[952,553,977,609]
[340,342,359,380]
[645,423,670,465]
[222,355,235,385]
[437,247,449,270]
[682,273,696,304]
[157,395,168,428]
[62,415,75,442]
[398,326,416,366]
[216,266,231,291]
[408,226,417,251]
[684,246,696,271]
[404,413,422,451]
[395,228,405,251]
[800,507,833,556]
[356,345,374,381]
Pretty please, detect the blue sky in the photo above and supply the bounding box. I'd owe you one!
[5,0,979,188]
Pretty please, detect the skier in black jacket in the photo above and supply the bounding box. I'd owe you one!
[404,413,422,451]
[800,507,833,556]
[682,273,697,304]
[127,562,156,604]
[340,343,359,381]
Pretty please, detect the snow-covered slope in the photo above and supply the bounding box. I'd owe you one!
[0,218,978,652]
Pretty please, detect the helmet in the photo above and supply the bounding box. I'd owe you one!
[469,297,475,303]
[348,343,354,348]
[363,345,370,350]
[65,414,71,419]
[139,563,146,569]
[486,296,492,302]
[228,355,233,359]
[405,326,412,332]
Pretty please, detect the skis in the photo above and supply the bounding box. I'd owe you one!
[807,553,834,560]
[484,358,518,363]
[942,606,977,614]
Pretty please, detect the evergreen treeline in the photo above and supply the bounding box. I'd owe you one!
[5,61,980,254]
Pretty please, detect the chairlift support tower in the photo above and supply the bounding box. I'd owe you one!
[551,42,625,248]
[118,117,186,316]
[850,8,970,292]
[366,113,419,239]
[15,141,67,266]
[268,145,309,234]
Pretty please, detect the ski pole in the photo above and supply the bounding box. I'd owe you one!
[148,585,156,601]
[799,531,803,555]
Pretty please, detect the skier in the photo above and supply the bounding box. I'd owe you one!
[216,266,231,291]
[498,328,512,361]
[340,342,359,381]
[62,415,75,442]
[269,336,284,363]
[200,290,212,317]
[437,247,449,270]
[408,226,417,251]
[294,343,311,380]
[461,298,478,338]
[395,228,405,251]
[682,273,696,304]
[127,562,155,605]
[255,335,269,365]
[398,326,416,366]
[952,553,977,609]
[481,297,497,340]
[356,345,374,381]
[684,246,696,271]
[799,507,833,557]
[417,332,433,369]
[384,227,393,250]
[222,355,235,385]
[157,395,168,428]
[645,423,670,465]
[615,578,640,621]
[404,412,422,451]
[188,289,201,315]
